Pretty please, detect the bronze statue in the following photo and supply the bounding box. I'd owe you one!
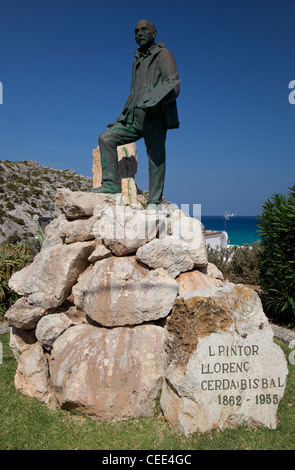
[92,19,180,206]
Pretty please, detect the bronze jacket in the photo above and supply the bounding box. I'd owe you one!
[118,42,180,129]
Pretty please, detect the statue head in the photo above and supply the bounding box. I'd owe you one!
[135,20,157,50]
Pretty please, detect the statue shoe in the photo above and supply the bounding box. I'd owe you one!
[90,182,121,194]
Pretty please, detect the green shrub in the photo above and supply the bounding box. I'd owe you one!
[258,185,295,326]
[7,214,25,225]
[6,201,15,211]
[14,175,30,185]
[0,244,34,320]
[5,232,21,245]
[207,242,261,285]
[41,176,51,183]
[6,183,18,191]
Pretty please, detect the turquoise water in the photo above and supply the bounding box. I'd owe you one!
[201,216,260,246]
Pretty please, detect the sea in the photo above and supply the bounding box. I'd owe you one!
[200,216,260,246]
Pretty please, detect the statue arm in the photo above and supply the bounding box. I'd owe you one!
[158,49,180,107]
[159,49,180,93]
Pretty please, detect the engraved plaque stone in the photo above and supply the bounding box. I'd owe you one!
[161,283,289,435]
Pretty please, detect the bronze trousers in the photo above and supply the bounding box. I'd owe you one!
[98,108,167,205]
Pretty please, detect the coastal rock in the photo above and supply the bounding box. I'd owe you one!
[50,323,165,420]
[8,241,95,309]
[160,283,289,434]
[72,256,178,327]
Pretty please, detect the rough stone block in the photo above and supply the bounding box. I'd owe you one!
[50,323,165,420]
[9,241,95,309]
[161,284,289,434]
[72,256,178,327]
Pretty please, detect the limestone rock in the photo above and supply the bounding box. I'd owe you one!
[60,305,88,325]
[87,242,111,262]
[62,216,97,244]
[42,214,67,249]
[0,160,92,245]
[92,146,102,189]
[9,241,95,309]
[170,210,207,267]
[117,143,137,177]
[14,342,52,404]
[72,256,178,327]
[92,142,138,205]
[36,313,74,351]
[55,188,123,219]
[93,204,167,256]
[9,327,37,360]
[199,262,224,281]
[136,237,194,278]
[5,297,47,330]
[118,143,138,205]
[160,283,289,434]
[50,323,165,420]
[176,269,223,295]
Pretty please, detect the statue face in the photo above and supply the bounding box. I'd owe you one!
[135,20,156,48]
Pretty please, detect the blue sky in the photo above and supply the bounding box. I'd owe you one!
[0,0,294,215]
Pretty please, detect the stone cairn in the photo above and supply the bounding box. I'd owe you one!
[5,153,289,434]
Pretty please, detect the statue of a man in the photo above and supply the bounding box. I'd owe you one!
[92,19,180,207]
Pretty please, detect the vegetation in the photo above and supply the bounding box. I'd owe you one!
[206,185,295,329]
[207,242,261,286]
[0,159,92,245]
[0,244,34,320]
[258,185,295,327]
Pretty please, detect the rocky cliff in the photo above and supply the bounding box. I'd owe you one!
[0,160,92,244]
